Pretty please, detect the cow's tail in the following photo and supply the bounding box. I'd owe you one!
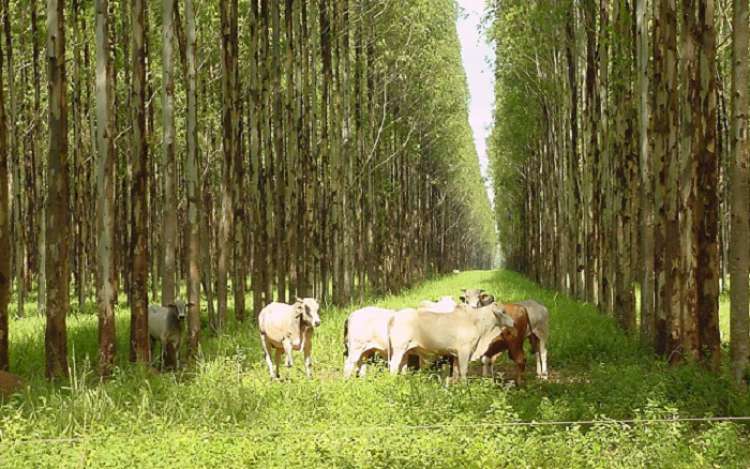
[343,318,349,358]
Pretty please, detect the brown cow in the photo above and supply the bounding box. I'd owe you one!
[481,303,530,384]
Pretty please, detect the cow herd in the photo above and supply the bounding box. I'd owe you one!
[145,288,550,383]
[254,288,550,384]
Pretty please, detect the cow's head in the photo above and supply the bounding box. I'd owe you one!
[489,303,515,330]
[167,299,195,321]
[295,297,321,328]
[459,289,495,308]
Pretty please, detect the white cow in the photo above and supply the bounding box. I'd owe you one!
[418,296,458,313]
[258,298,321,379]
[387,303,515,381]
[342,306,400,378]
[516,299,550,379]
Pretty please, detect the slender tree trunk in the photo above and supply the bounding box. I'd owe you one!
[161,0,177,307]
[95,0,116,377]
[0,4,9,371]
[45,0,70,379]
[730,0,750,385]
[130,0,150,363]
[184,0,200,354]
[217,0,237,329]
[684,0,721,370]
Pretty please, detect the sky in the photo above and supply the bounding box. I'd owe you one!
[455,0,495,202]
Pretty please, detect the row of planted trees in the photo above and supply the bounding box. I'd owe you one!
[0,0,495,378]
[489,0,749,384]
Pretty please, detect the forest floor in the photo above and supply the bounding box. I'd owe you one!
[2,270,750,468]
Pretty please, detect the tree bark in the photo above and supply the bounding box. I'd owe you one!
[637,0,655,343]
[161,0,177,307]
[0,3,9,371]
[130,0,150,363]
[95,0,116,377]
[730,0,750,385]
[45,0,70,379]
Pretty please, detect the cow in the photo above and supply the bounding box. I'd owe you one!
[342,306,402,378]
[482,299,550,381]
[149,299,193,369]
[459,289,495,308]
[517,299,550,379]
[258,298,321,379]
[387,303,515,381]
[418,296,458,313]
[481,303,530,384]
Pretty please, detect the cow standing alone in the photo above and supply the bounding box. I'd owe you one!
[259,298,321,379]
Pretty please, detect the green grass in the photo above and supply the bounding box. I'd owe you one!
[2,270,749,468]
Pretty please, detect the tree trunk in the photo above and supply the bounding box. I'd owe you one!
[0,4,9,371]
[161,0,177,307]
[637,0,655,343]
[686,0,721,370]
[130,0,150,363]
[95,0,116,377]
[730,0,750,386]
[217,0,237,330]
[45,0,70,379]
[184,0,200,354]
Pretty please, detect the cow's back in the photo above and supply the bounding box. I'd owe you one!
[259,302,295,340]
[148,305,169,338]
[517,299,549,337]
[389,309,474,354]
[346,307,394,352]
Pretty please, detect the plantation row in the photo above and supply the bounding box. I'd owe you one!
[0,0,495,379]
[489,0,750,385]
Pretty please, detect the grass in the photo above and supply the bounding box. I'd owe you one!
[2,270,749,468]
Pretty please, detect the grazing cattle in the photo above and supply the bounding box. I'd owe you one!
[259,298,321,379]
[149,299,192,369]
[387,303,515,381]
[343,306,400,378]
[418,296,458,313]
[0,370,24,398]
[517,299,550,379]
[459,289,495,308]
[482,300,550,381]
[481,303,530,384]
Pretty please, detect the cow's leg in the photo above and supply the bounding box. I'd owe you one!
[343,349,359,379]
[509,346,526,385]
[456,352,471,381]
[303,331,314,378]
[273,348,283,379]
[538,337,549,380]
[529,334,542,378]
[481,354,492,377]
[282,338,294,368]
[260,334,277,379]
[389,348,407,375]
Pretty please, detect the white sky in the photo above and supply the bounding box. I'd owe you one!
[456,0,495,202]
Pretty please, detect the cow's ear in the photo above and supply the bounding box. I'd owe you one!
[480,293,494,305]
